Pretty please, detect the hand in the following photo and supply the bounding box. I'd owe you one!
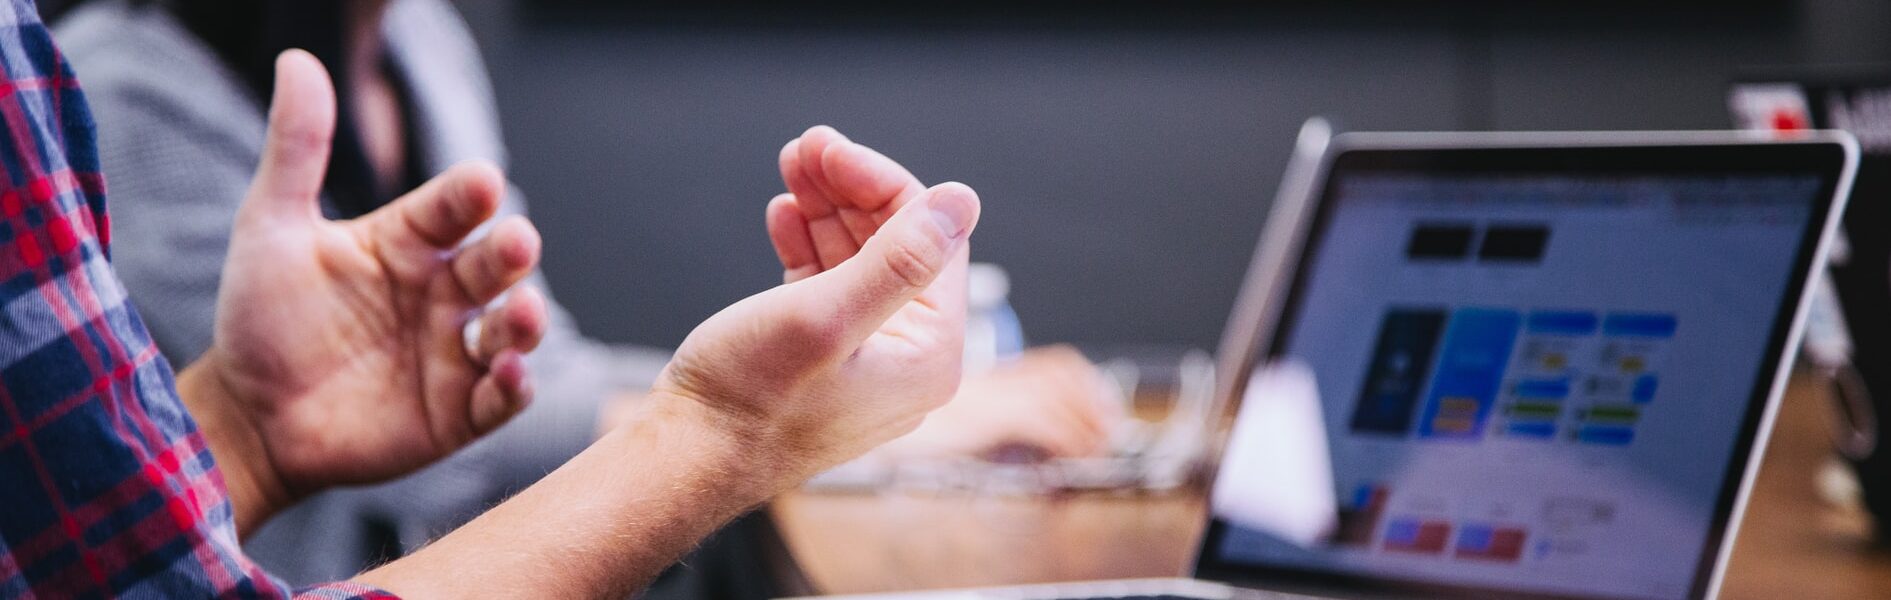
[176,50,548,534]
[766,129,1119,460]
[356,127,977,597]
[889,345,1122,459]
[645,126,981,488]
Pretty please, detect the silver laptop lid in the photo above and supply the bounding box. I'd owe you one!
[1196,131,1858,600]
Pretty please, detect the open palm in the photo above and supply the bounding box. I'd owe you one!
[197,51,547,501]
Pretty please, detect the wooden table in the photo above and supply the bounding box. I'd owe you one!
[773,374,1891,598]
[1718,374,1891,598]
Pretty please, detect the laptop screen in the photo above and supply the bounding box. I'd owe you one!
[1198,141,1848,600]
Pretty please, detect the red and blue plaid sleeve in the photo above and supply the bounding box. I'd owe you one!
[0,2,394,598]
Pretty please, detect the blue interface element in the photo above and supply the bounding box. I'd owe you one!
[1603,313,1679,338]
[1576,426,1636,446]
[1513,378,1572,399]
[1526,311,1600,336]
[1505,422,1557,438]
[1417,308,1523,439]
[1633,374,1660,403]
[1383,519,1423,545]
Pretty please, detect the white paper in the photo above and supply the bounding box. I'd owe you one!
[1210,359,1337,547]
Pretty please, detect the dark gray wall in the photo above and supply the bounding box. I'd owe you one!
[452,0,1891,352]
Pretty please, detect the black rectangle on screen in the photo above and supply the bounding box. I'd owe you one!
[1406,224,1474,260]
[1478,225,1549,262]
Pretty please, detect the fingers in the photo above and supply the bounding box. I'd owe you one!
[450,215,541,304]
[765,194,821,284]
[384,161,508,249]
[1023,411,1104,458]
[1042,386,1111,456]
[811,182,980,344]
[823,141,919,249]
[781,126,847,218]
[781,134,860,270]
[474,286,548,364]
[1026,346,1116,442]
[244,49,337,223]
[461,288,546,440]
[778,127,928,270]
[820,140,923,218]
[988,392,1108,459]
[467,349,533,436]
[1005,348,1115,458]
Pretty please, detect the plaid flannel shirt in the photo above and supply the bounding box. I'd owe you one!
[0,1,394,597]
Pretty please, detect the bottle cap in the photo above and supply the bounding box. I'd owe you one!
[967,262,1011,309]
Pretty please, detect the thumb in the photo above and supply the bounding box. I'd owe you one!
[807,182,980,344]
[243,49,336,222]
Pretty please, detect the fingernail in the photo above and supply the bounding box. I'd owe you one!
[515,372,535,410]
[497,350,534,408]
[926,184,977,239]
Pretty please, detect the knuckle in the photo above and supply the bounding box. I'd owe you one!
[276,126,328,156]
[478,242,509,287]
[435,192,469,230]
[880,238,941,290]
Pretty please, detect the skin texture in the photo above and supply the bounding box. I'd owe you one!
[175,50,548,536]
[598,128,1121,459]
[360,128,981,598]
[180,51,984,597]
[768,128,1119,459]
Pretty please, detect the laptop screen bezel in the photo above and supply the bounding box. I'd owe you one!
[1193,134,1854,600]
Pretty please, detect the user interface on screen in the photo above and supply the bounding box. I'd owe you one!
[1212,169,1824,600]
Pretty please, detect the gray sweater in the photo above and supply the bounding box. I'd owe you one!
[57,0,671,585]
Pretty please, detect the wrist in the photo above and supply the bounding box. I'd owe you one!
[638,388,794,502]
[364,389,789,597]
[176,349,294,537]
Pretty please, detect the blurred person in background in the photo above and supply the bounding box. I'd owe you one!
[55,0,1118,592]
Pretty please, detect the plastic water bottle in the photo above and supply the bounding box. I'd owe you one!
[964,263,1026,376]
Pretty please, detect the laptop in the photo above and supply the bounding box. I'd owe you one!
[806,127,1859,600]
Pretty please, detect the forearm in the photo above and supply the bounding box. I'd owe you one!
[355,394,783,598]
[175,353,293,537]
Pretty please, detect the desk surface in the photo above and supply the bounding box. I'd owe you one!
[774,375,1891,598]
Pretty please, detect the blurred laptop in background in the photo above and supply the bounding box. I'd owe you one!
[801,128,1857,600]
